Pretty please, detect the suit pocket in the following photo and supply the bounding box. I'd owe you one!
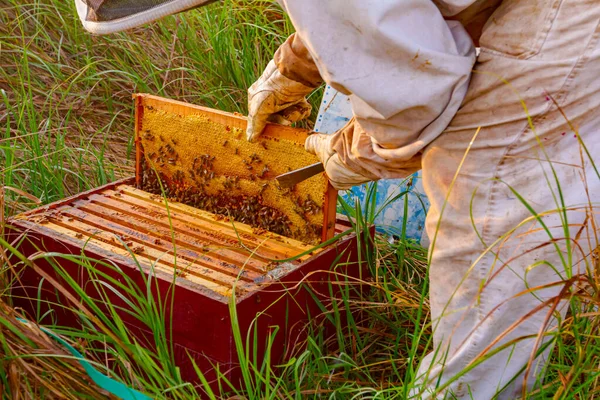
[479,0,562,59]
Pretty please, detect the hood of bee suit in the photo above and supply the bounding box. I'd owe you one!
[75,0,218,34]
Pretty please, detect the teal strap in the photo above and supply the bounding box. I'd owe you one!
[17,318,152,400]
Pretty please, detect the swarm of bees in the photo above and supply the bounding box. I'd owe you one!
[139,112,327,243]
[145,133,181,168]
[141,150,296,237]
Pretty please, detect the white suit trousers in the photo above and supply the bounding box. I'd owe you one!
[417,1,600,398]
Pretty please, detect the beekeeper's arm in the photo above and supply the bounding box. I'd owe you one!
[248,0,479,190]
[246,34,323,141]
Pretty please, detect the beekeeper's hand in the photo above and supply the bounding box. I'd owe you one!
[246,60,315,142]
[305,132,372,191]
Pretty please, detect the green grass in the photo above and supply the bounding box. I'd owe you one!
[1,0,322,214]
[1,1,600,399]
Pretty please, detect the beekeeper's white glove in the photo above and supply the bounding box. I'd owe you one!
[305,132,372,190]
[246,60,315,142]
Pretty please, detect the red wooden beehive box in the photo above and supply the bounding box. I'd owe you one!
[6,95,369,390]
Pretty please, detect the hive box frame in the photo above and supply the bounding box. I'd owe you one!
[7,96,371,392]
[7,179,370,389]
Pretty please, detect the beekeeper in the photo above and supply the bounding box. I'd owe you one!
[76,0,600,398]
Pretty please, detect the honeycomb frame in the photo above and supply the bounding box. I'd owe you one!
[134,94,337,244]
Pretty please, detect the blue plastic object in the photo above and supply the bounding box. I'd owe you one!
[17,318,152,400]
[314,86,430,242]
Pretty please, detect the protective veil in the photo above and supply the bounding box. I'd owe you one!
[75,0,216,34]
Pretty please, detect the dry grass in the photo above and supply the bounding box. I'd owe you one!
[0,300,110,399]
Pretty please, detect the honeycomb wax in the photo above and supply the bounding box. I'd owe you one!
[139,107,329,244]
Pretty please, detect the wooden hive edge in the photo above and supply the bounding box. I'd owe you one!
[7,178,356,303]
[8,218,232,304]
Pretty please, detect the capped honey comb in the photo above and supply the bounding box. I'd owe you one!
[134,94,337,245]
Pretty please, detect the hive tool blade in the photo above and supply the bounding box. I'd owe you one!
[275,162,325,188]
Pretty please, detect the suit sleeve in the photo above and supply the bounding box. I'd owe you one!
[274,33,323,88]
[277,0,478,180]
[441,0,502,46]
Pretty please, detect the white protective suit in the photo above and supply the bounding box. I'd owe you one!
[272,0,600,398]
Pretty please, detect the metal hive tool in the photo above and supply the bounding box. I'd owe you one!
[134,94,338,245]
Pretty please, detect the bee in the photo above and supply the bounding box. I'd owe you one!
[259,166,270,178]
[133,246,145,254]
